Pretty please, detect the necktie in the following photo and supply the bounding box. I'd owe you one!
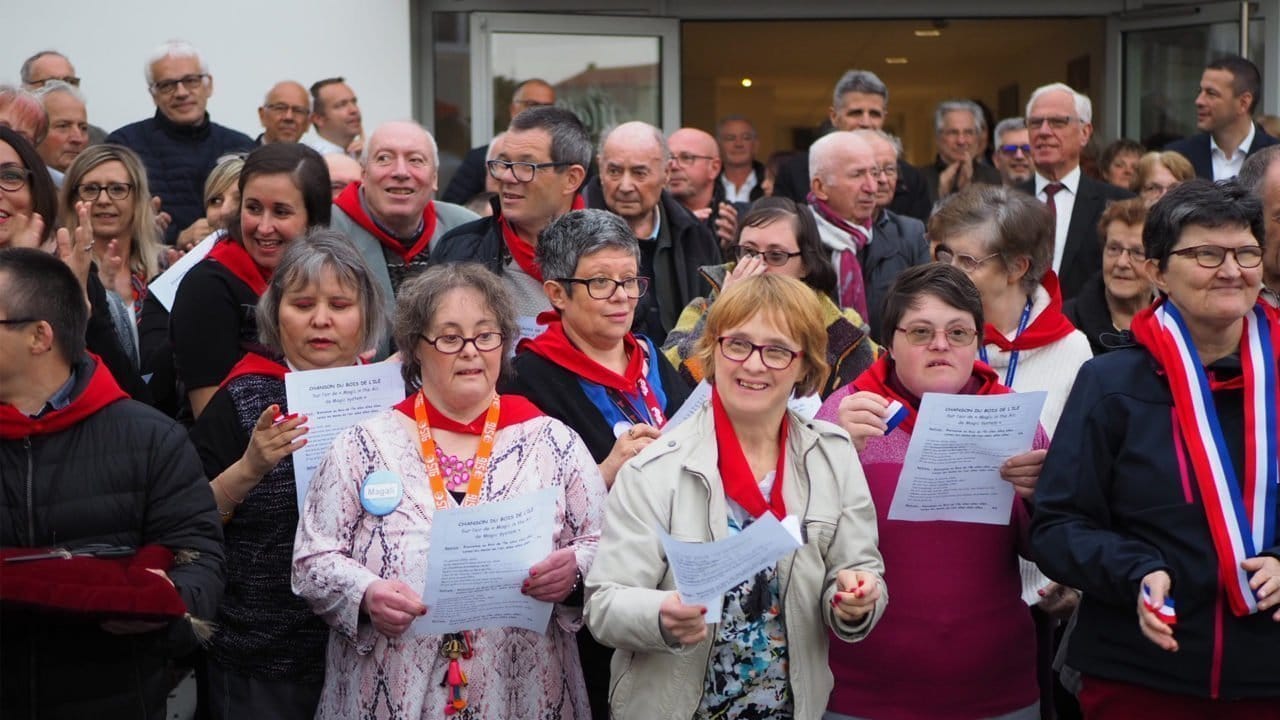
[1043,182,1065,226]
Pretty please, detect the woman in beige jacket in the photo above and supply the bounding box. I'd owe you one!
[585,274,886,720]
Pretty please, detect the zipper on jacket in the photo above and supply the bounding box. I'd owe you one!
[24,436,34,545]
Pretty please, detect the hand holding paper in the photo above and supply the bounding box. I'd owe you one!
[659,592,708,646]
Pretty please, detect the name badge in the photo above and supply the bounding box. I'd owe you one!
[361,470,403,516]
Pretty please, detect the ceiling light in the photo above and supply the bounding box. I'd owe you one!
[885,57,909,64]
[914,29,942,37]
[741,78,753,87]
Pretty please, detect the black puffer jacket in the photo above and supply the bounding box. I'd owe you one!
[0,358,224,719]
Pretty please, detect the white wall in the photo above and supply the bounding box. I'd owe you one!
[1,0,414,139]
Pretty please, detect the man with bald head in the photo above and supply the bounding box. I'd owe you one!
[668,127,737,248]
[256,81,310,144]
[324,152,362,199]
[329,121,477,353]
[441,78,558,205]
[585,121,721,343]
[808,131,928,341]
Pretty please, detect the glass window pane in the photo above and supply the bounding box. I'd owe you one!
[433,11,472,192]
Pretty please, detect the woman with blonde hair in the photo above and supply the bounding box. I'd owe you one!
[1134,151,1194,207]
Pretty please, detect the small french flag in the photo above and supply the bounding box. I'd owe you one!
[883,400,909,435]
[1142,584,1178,626]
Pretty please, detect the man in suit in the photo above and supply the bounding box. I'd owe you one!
[1018,83,1133,301]
[1164,55,1278,181]
[773,69,931,221]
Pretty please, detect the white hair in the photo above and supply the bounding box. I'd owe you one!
[363,120,440,169]
[852,128,901,159]
[33,79,85,104]
[598,121,669,161]
[934,99,986,134]
[1025,83,1092,124]
[808,130,868,183]
[143,40,207,85]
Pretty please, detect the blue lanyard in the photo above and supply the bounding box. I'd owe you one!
[979,298,1033,387]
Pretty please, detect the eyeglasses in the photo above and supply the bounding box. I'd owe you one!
[0,165,32,192]
[486,159,571,183]
[76,182,134,202]
[1026,116,1075,130]
[849,166,884,181]
[30,75,80,88]
[556,276,649,300]
[670,152,716,167]
[1168,244,1263,269]
[150,74,208,96]
[877,164,899,177]
[1104,244,1146,261]
[934,247,1002,272]
[1141,183,1176,196]
[264,102,309,116]
[733,245,802,267]
[895,325,979,347]
[998,144,1032,156]
[717,336,802,370]
[419,331,506,354]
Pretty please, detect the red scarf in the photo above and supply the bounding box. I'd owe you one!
[207,237,271,296]
[519,311,646,394]
[334,181,438,264]
[852,353,1009,434]
[0,355,129,439]
[220,352,289,388]
[985,271,1077,352]
[711,385,789,520]
[499,195,587,283]
[394,392,543,434]
[1127,300,1265,392]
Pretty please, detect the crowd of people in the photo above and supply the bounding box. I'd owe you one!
[2,37,1280,720]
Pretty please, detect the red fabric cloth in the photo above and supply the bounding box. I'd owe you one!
[0,355,128,439]
[207,237,271,296]
[0,545,188,620]
[711,385,788,519]
[219,352,289,388]
[808,190,870,319]
[1079,675,1280,720]
[1128,298,1279,392]
[499,195,586,282]
[850,353,1008,434]
[393,393,544,434]
[518,312,646,395]
[333,181,438,263]
[984,271,1077,352]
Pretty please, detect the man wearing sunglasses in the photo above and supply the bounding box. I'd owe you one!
[106,41,253,246]
[992,117,1034,188]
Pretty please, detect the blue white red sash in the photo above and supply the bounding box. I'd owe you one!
[1154,301,1279,616]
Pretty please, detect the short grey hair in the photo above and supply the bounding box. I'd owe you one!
[19,50,66,86]
[510,106,593,170]
[597,120,669,163]
[809,130,859,184]
[394,264,519,390]
[935,100,986,134]
[537,209,640,282]
[1026,83,1092,125]
[853,128,901,158]
[1238,145,1280,200]
[33,80,84,104]
[362,120,440,169]
[715,114,756,136]
[257,228,389,357]
[832,69,888,108]
[143,40,208,86]
[993,117,1026,141]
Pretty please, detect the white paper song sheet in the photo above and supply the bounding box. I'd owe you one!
[146,230,221,311]
[887,391,1047,525]
[659,513,802,623]
[413,486,557,636]
[284,361,405,513]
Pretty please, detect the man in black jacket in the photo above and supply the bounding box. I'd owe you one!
[0,248,223,719]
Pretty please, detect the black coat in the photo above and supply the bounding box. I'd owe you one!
[0,360,224,719]
[1015,175,1134,300]
[916,155,1005,206]
[774,150,932,222]
[429,199,507,275]
[1163,125,1280,180]
[1062,271,1134,356]
[1030,347,1280,700]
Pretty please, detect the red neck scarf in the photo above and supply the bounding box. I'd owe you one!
[852,353,1009,434]
[499,195,587,283]
[519,311,646,394]
[394,392,543,434]
[1128,299,1265,392]
[220,352,289,388]
[0,355,129,439]
[334,181,438,264]
[985,271,1077,352]
[207,237,271,296]
[711,385,789,520]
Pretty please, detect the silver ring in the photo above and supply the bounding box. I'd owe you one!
[84,241,95,253]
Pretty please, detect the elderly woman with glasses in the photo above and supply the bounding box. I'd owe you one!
[292,263,605,719]
[587,272,885,720]
[1134,150,1194,208]
[818,263,1050,720]
[1064,198,1156,355]
[189,230,388,719]
[664,197,877,400]
[1032,180,1280,717]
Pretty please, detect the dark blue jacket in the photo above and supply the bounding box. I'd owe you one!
[1163,125,1280,180]
[107,111,253,244]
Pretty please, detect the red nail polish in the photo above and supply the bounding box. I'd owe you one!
[857,579,865,589]
[700,607,707,615]
[529,570,537,577]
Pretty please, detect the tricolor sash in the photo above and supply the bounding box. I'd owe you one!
[1134,299,1279,616]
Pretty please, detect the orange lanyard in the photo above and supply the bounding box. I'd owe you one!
[413,390,502,510]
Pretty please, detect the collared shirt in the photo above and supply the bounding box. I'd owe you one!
[302,133,347,157]
[720,172,758,204]
[1210,122,1257,180]
[644,204,661,241]
[32,366,80,418]
[1035,166,1081,274]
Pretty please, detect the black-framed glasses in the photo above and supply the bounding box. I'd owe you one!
[486,160,571,183]
[670,152,716,167]
[0,317,37,327]
[733,245,802,267]
[1026,116,1075,130]
[419,331,505,354]
[264,102,309,116]
[935,247,1002,272]
[717,336,802,370]
[895,325,979,347]
[998,143,1032,156]
[556,276,649,300]
[1169,244,1263,269]
[1103,244,1147,261]
[150,74,207,96]
[0,165,32,192]
[75,182,134,202]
